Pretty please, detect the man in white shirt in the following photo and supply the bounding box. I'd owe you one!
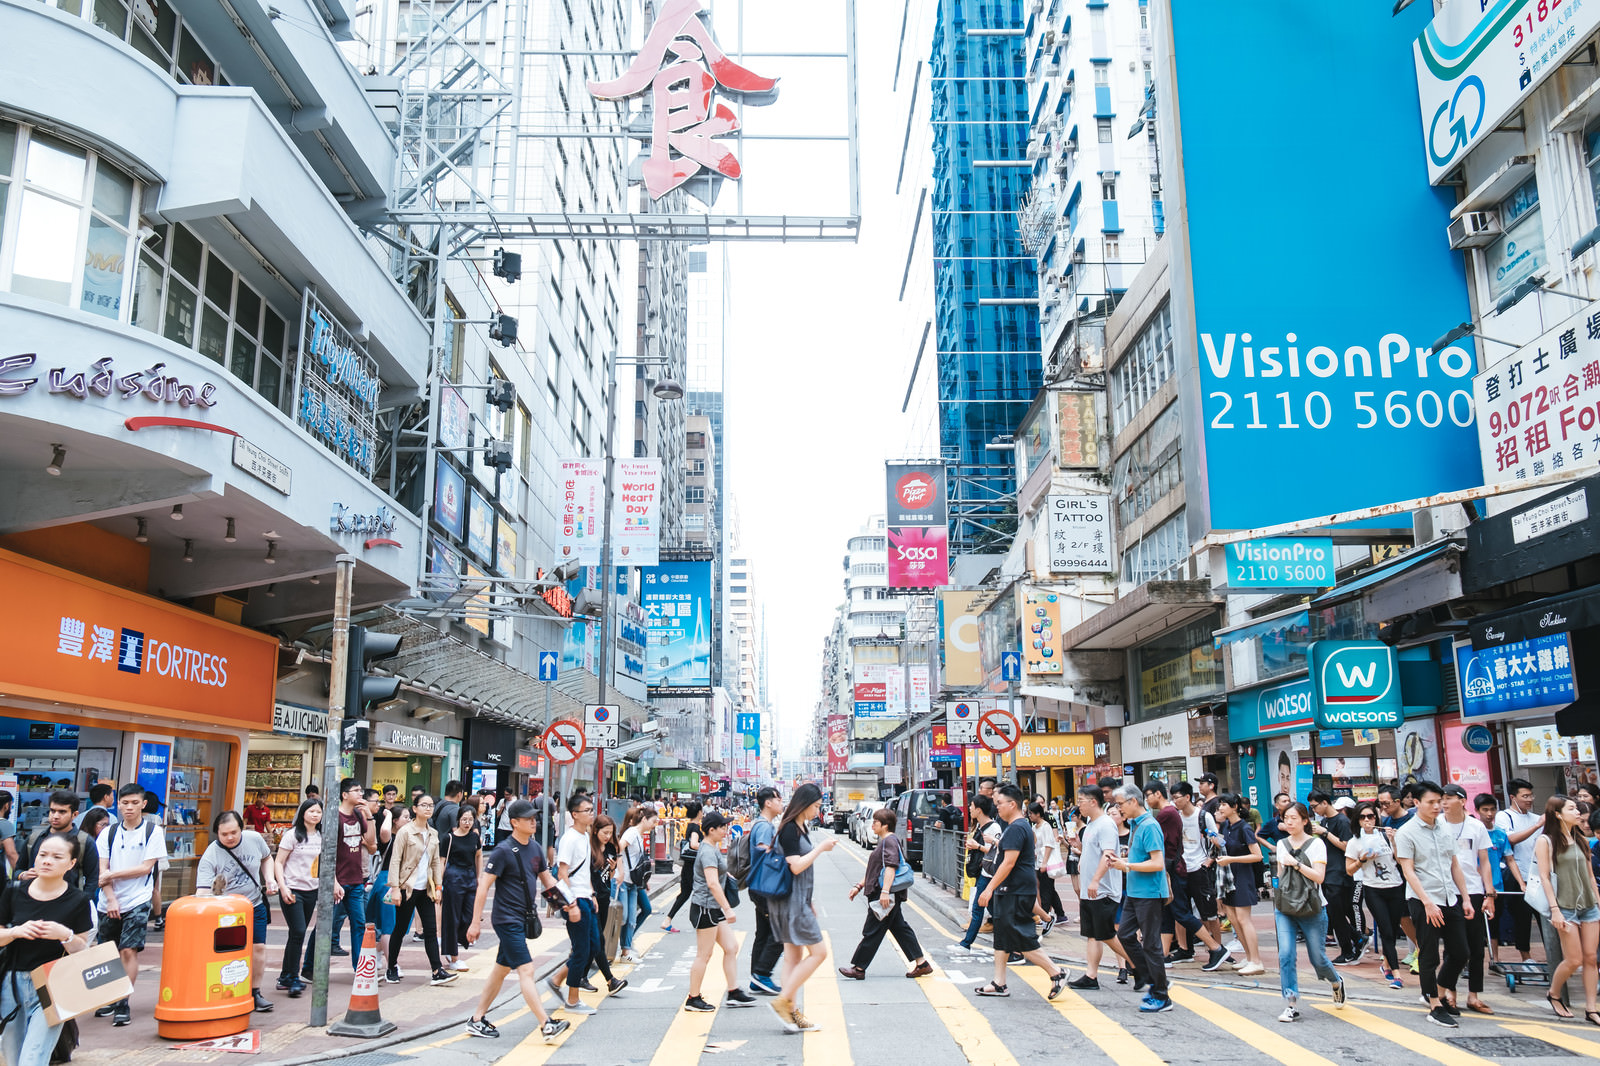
[1442,784,1496,1013]
[1493,777,1542,964]
[1071,784,1129,989]
[552,794,609,1014]
[1171,783,1222,955]
[96,782,168,1027]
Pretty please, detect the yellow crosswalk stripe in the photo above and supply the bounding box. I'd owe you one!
[1012,961,1165,1066]
[1501,1021,1600,1058]
[397,1008,530,1054]
[1315,1003,1499,1066]
[647,930,746,1066]
[1165,986,1339,1066]
[803,933,853,1065]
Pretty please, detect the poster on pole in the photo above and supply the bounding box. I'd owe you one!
[886,461,949,588]
[612,459,661,566]
[909,665,930,716]
[827,716,849,774]
[884,667,905,717]
[555,459,603,565]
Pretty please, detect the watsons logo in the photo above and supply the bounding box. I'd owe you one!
[1262,685,1314,728]
[1201,332,1473,381]
[1321,707,1399,726]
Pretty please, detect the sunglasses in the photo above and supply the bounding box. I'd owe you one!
[1359,813,1377,820]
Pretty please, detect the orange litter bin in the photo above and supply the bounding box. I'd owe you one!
[155,895,255,1040]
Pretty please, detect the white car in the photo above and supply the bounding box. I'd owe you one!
[850,802,876,848]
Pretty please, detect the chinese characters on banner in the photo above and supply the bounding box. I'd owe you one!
[586,0,777,200]
[1473,305,1600,485]
[1058,392,1101,468]
[886,462,949,588]
[884,667,905,717]
[1455,634,1577,722]
[555,459,603,565]
[827,716,849,774]
[641,560,712,690]
[1045,493,1112,572]
[612,459,662,567]
[853,664,888,719]
[909,664,930,716]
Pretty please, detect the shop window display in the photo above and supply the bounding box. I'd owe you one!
[245,750,304,843]
[158,736,232,904]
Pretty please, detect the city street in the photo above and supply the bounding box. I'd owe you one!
[62,833,1596,1066]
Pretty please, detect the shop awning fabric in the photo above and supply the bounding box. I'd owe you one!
[1213,608,1309,648]
[1308,541,1458,609]
[1469,584,1600,649]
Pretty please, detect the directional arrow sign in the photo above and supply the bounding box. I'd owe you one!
[978,707,1020,754]
[1000,650,1022,682]
[541,719,587,764]
[538,651,559,682]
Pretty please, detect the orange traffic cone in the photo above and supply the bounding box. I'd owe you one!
[330,923,396,1038]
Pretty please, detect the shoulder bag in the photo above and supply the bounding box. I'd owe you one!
[1275,839,1321,918]
[747,831,794,900]
[506,844,544,939]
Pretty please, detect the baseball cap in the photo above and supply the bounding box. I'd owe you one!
[1198,772,1219,785]
[1332,796,1357,811]
[1442,784,1468,799]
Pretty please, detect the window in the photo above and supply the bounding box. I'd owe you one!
[686,486,705,503]
[1111,402,1181,526]
[1130,608,1221,720]
[48,0,226,87]
[3,126,140,319]
[1093,62,1109,86]
[1101,177,1116,201]
[132,223,289,407]
[1110,301,1174,433]
[1589,125,1600,224]
[1121,509,1188,586]
[1096,118,1112,142]
[1489,177,1544,302]
[1104,235,1120,259]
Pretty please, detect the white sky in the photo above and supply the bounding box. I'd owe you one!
[716,1,928,757]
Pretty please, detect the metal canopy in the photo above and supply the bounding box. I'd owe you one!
[387,211,862,244]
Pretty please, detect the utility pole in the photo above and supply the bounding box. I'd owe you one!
[310,554,355,1028]
[594,363,618,802]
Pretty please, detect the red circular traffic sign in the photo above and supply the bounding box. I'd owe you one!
[541,719,588,764]
[978,708,1020,754]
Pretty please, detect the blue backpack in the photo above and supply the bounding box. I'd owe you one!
[747,835,793,899]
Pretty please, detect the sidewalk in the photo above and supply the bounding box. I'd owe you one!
[907,873,1562,1021]
[67,872,679,1066]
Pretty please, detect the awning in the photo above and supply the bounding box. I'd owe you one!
[1308,541,1458,609]
[1213,607,1310,648]
[1470,583,1600,649]
[1060,580,1221,651]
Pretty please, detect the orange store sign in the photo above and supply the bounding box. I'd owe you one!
[963,732,1094,774]
[0,550,275,727]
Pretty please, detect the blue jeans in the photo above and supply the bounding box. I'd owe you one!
[960,874,992,947]
[565,898,603,989]
[0,972,59,1066]
[1274,908,1341,1001]
[338,881,369,969]
[619,882,652,950]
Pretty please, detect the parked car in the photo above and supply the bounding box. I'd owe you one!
[850,803,876,848]
[891,788,957,870]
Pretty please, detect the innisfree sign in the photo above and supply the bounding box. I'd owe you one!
[1309,641,1402,730]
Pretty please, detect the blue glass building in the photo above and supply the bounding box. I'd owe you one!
[930,0,1041,554]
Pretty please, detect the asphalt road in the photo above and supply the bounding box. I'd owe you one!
[379,829,1600,1066]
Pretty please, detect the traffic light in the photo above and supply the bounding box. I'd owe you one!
[346,624,403,717]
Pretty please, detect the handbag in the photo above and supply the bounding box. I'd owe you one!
[723,874,741,909]
[507,844,544,939]
[1275,840,1321,918]
[891,856,915,892]
[1526,872,1553,916]
[747,838,794,899]
[628,839,652,888]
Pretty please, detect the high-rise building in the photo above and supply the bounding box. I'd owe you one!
[929,0,1042,555]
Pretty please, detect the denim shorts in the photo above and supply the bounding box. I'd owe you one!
[1561,905,1600,923]
[493,921,533,970]
[253,900,270,943]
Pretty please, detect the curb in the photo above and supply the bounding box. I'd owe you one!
[906,875,1562,1024]
[264,876,682,1066]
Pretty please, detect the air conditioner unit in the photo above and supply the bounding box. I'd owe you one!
[1447,210,1501,250]
[1043,29,1056,47]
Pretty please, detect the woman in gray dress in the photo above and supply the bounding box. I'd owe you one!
[767,783,836,1034]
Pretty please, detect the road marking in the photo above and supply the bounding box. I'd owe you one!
[397,1007,530,1055]
[804,933,852,1065]
[647,931,745,1066]
[1166,985,1339,1066]
[1501,1022,1600,1058]
[1012,966,1165,1066]
[1315,1003,1499,1066]
[636,978,676,993]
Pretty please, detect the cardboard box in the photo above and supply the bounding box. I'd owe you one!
[32,942,133,1026]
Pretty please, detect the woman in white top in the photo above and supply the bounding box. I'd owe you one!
[384,795,453,987]
[274,799,322,995]
[1273,802,1346,1023]
[614,804,660,962]
[1028,803,1067,927]
[1346,802,1405,990]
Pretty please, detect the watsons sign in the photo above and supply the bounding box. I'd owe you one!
[1229,676,1316,742]
[1310,641,1402,729]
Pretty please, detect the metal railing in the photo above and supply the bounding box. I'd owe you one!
[922,826,963,892]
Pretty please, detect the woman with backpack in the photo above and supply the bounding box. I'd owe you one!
[838,808,931,980]
[661,802,704,933]
[1272,802,1347,1023]
[763,783,836,1033]
[0,833,94,1066]
[274,799,323,996]
[615,805,658,963]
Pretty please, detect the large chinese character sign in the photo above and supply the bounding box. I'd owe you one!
[586,0,778,201]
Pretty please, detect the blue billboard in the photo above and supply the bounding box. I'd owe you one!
[1166,2,1480,531]
[641,560,712,690]
[1454,635,1577,722]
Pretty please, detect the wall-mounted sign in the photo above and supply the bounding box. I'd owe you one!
[1228,675,1316,741]
[1512,489,1589,545]
[1472,305,1600,486]
[373,722,446,756]
[0,354,219,406]
[885,462,949,588]
[1023,590,1062,674]
[1224,537,1334,589]
[585,0,778,200]
[1310,641,1402,729]
[434,457,467,540]
[1513,724,1597,767]
[232,437,291,495]
[1455,634,1577,723]
[273,702,327,737]
[439,384,470,450]
[1045,494,1112,572]
[330,503,397,536]
[466,489,495,564]
[295,289,380,478]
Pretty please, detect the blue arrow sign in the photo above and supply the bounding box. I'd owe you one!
[1001,650,1021,682]
[538,651,559,682]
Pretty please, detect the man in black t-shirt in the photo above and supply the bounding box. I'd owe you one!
[975,784,1067,998]
[433,780,464,839]
[463,799,573,1044]
[1309,790,1360,963]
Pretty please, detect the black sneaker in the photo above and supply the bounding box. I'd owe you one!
[727,989,757,1008]
[431,969,460,986]
[1330,953,1356,966]
[112,1001,131,1027]
[1133,973,1148,992]
[540,1019,570,1044]
[684,994,716,1012]
[331,946,350,957]
[1008,952,1024,964]
[607,977,629,994]
[1440,998,1461,1017]
[1067,974,1100,990]
[1201,948,1231,973]
[578,980,598,993]
[465,1017,500,1038]
[1166,949,1195,964]
[275,975,296,992]
[252,989,274,1012]
[1428,1005,1459,1029]
[1116,966,1129,985]
[386,966,402,984]
[94,1005,117,1019]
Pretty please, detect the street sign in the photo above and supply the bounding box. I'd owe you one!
[1000,650,1021,682]
[978,707,1019,754]
[945,700,979,745]
[584,704,619,749]
[538,651,559,682]
[541,719,587,764]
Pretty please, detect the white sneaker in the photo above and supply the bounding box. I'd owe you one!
[1236,962,1266,977]
[1277,1002,1300,1023]
[1226,939,1245,954]
[562,1002,598,1016]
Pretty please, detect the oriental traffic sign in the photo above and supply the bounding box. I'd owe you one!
[945,700,979,745]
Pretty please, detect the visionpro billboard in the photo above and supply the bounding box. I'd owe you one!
[1164,1,1480,532]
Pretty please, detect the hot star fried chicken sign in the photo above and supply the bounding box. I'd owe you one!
[587,0,779,201]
